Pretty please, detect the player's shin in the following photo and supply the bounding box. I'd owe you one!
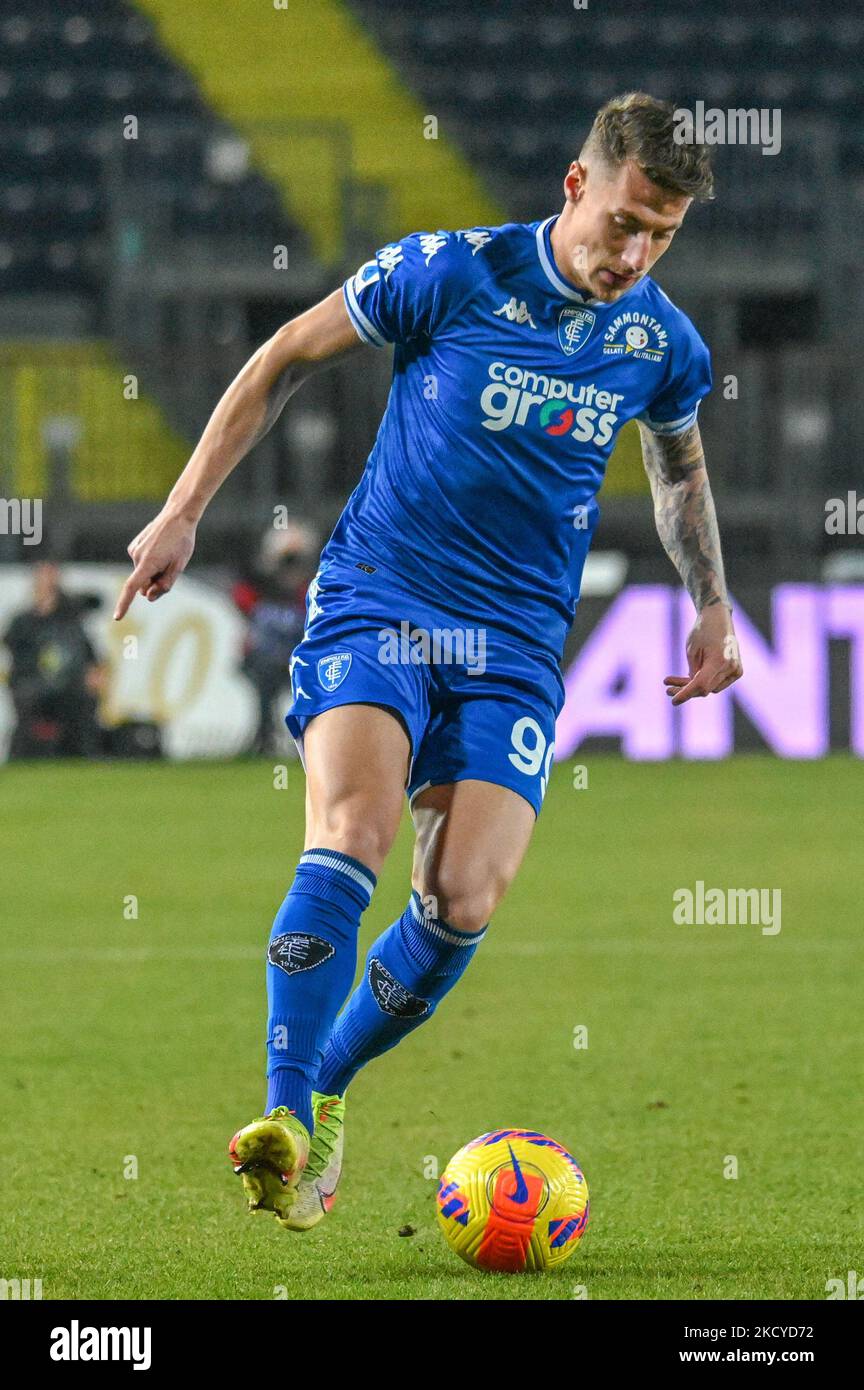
[266,849,377,1133]
[317,891,486,1096]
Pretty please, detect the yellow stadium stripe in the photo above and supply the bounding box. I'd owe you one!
[0,342,189,501]
[130,1,645,492]
[134,0,503,262]
[603,420,649,494]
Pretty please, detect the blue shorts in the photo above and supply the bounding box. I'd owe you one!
[285,559,565,817]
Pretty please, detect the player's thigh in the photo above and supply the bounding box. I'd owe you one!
[410,779,536,933]
[303,704,411,873]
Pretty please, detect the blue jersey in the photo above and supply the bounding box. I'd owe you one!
[328,215,711,661]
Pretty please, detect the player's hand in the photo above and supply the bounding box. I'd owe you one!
[113,508,197,620]
[664,603,743,705]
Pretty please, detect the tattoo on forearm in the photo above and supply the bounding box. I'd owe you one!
[638,421,729,612]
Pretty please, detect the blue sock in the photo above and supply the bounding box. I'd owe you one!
[317,890,487,1096]
[266,848,376,1133]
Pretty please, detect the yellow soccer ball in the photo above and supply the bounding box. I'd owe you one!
[437,1129,589,1272]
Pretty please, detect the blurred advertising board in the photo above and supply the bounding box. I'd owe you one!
[558,584,864,759]
[0,565,257,760]
[1,568,861,761]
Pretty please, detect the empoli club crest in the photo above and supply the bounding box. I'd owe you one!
[557,306,596,355]
[318,652,352,691]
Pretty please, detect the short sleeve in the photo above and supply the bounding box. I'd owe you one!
[342,229,489,348]
[637,321,712,436]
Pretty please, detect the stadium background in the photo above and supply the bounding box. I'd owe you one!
[1,0,861,1302]
[1,0,862,757]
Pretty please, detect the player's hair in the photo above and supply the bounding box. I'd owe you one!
[581,92,715,202]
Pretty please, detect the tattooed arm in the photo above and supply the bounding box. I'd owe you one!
[638,420,728,610]
[638,420,743,704]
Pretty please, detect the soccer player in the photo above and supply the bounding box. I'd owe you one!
[114,93,743,1229]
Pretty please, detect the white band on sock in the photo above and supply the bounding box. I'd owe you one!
[300,851,376,901]
[409,892,487,946]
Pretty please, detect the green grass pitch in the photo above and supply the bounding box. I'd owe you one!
[1,755,860,1300]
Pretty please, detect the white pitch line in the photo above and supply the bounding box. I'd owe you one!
[0,947,263,963]
[0,939,856,965]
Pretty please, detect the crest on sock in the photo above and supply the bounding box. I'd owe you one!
[268,933,336,976]
[368,957,430,1018]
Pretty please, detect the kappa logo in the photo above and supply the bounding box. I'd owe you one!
[306,574,323,623]
[317,652,352,691]
[377,244,404,279]
[291,661,311,700]
[354,245,404,290]
[456,227,493,255]
[368,957,430,1018]
[268,933,335,976]
[290,654,310,700]
[419,232,448,265]
[494,296,538,330]
[558,306,596,355]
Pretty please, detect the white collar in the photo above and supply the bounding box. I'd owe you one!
[535,215,640,308]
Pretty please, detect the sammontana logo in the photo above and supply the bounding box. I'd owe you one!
[603,312,668,362]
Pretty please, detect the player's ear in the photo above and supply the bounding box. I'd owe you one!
[564,160,587,203]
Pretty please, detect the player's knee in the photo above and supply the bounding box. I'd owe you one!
[308,805,396,874]
[423,871,504,935]
[443,892,496,936]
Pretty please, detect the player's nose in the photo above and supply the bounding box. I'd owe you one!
[622,233,651,272]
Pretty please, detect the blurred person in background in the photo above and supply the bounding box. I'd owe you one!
[234,521,318,755]
[3,561,106,759]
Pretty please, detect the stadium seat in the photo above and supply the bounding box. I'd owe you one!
[349,0,859,239]
[0,0,304,299]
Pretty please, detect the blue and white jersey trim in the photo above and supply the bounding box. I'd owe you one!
[343,270,389,348]
[637,401,701,436]
[535,217,593,304]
